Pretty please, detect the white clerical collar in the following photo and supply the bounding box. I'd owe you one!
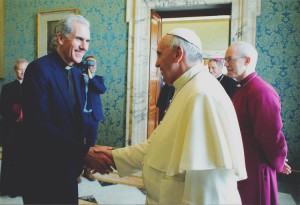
[216,73,223,79]
[65,65,73,70]
[17,79,23,84]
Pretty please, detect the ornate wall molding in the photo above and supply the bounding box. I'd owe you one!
[125,0,261,145]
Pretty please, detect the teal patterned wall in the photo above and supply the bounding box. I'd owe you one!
[256,0,300,170]
[1,0,299,169]
[1,0,128,147]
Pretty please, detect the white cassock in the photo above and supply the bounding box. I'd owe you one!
[112,64,247,204]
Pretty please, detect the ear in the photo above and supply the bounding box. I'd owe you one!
[57,33,64,46]
[244,56,251,65]
[174,45,183,63]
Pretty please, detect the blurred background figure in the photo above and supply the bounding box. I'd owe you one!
[0,59,28,198]
[78,55,107,182]
[156,79,174,123]
[208,58,237,97]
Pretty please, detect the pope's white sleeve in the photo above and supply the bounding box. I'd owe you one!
[112,140,148,177]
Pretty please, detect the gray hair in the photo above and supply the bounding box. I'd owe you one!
[14,59,28,70]
[231,41,258,68]
[165,34,203,62]
[208,58,223,68]
[56,14,90,37]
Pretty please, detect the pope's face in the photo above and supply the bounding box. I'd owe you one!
[58,22,90,65]
[155,39,179,85]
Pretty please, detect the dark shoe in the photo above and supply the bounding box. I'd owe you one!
[77,176,82,183]
[83,171,96,181]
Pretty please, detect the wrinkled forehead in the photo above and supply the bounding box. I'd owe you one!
[157,37,173,52]
[226,45,238,56]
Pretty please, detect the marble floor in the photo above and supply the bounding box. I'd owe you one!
[0,156,298,205]
[0,176,298,204]
[0,175,146,205]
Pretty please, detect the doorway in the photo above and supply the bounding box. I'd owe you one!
[125,0,261,146]
[147,5,231,138]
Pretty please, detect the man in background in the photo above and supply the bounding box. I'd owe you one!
[156,82,174,123]
[0,59,28,198]
[208,57,237,96]
[78,55,107,182]
[224,41,291,205]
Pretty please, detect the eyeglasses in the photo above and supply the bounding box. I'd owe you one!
[224,57,245,63]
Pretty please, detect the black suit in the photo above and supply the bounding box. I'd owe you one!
[21,51,89,204]
[0,80,23,196]
[156,84,175,122]
[217,74,238,97]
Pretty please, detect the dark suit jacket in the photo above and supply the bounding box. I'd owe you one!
[21,51,89,204]
[0,80,22,144]
[218,74,238,97]
[82,75,106,121]
[0,80,23,195]
[156,84,175,122]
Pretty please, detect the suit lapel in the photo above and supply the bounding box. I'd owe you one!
[49,53,75,115]
[72,67,85,110]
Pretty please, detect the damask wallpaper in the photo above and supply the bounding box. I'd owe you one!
[1,0,299,169]
[256,0,300,169]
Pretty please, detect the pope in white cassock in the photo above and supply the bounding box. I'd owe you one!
[97,28,247,204]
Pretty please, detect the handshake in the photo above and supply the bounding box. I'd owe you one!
[84,146,116,175]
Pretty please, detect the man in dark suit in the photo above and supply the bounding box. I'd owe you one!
[156,82,174,123]
[0,59,28,198]
[78,55,106,182]
[20,14,114,204]
[208,58,237,97]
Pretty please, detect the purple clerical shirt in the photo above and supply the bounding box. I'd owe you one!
[231,72,287,205]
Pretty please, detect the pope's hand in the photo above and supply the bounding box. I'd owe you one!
[84,146,115,175]
[93,146,114,166]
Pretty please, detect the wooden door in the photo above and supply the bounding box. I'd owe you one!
[147,11,162,138]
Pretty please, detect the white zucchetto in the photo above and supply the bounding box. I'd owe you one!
[167,28,202,52]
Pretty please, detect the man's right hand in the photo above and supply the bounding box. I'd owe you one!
[84,146,115,175]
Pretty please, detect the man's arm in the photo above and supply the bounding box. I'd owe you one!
[92,140,148,177]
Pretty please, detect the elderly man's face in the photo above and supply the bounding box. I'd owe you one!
[224,46,247,81]
[208,61,223,77]
[155,38,179,85]
[14,62,28,80]
[58,22,90,65]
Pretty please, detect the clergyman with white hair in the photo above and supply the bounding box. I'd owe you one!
[224,41,291,205]
[95,28,247,204]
